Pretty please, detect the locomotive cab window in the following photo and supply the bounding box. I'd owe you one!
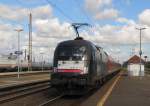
[57,46,87,61]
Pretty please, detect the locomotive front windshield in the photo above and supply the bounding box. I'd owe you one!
[57,46,87,61]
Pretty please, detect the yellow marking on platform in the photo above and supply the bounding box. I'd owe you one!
[97,71,122,106]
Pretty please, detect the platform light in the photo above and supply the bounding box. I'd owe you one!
[135,27,146,77]
[14,28,23,79]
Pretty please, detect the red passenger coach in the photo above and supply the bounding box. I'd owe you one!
[107,57,121,72]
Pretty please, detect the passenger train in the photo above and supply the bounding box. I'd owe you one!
[51,37,121,95]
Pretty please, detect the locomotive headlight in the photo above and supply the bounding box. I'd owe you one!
[82,56,85,61]
[80,67,88,74]
[83,67,88,74]
[82,55,87,61]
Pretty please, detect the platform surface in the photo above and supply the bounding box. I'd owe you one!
[105,72,150,106]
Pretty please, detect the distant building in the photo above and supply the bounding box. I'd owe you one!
[127,55,145,76]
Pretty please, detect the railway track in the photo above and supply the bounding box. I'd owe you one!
[0,79,50,104]
[0,71,50,78]
[39,94,64,106]
[39,86,102,106]
[0,70,120,106]
[39,70,121,106]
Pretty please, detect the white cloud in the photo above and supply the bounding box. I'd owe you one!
[33,18,73,39]
[0,4,26,21]
[0,4,52,21]
[79,23,150,46]
[85,0,119,20]
[94,8,119,20]
[85,0,112,13]
[31,5,53,19]
[139,9,150,26]
[116,17,135,25]
[0,22,21,53]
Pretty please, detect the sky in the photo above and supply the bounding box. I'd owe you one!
[0,0,150,63]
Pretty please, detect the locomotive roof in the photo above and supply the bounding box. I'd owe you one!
[58,39,94,47]
[57,39,109,56]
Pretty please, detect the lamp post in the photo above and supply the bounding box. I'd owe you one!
[14,28,23,79]
[136,27,146,77]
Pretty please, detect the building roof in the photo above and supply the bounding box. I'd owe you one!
[127,55,145,64]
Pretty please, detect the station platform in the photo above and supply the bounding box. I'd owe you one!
[104,71,150,106]
[0,71,50,88]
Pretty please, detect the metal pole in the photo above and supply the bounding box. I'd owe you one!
[14,29,23,79]
[28,13,32,71]
[24,49,26,61]
[136,27,146,77]
[18,31,20,79]
[140,29,142,77]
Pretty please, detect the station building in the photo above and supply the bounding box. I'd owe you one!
[127,55,145,76]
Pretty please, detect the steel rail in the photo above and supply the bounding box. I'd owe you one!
[39,94,64,106]
[0,80,51,104]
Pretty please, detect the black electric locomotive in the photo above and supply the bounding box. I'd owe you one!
[51,37,111,94]
[51,23,120,95]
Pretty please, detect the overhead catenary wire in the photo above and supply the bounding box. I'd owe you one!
[16,0,95,35]
[72,0,96,35]
[72,0,94,25]
[16,0,73,23]
[45,0,74,22]
[72,0,87,22]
